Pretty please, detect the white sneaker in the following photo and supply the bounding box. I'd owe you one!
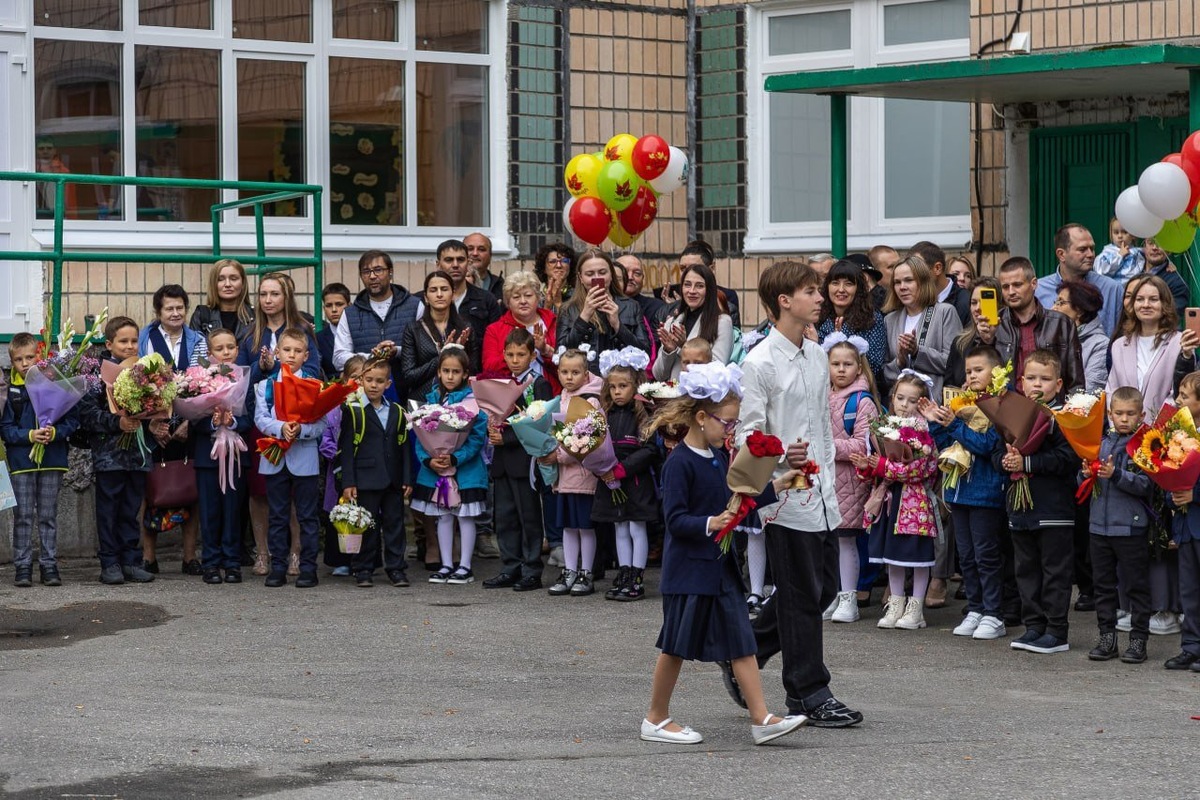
[640,717,702,744]
[972,615,1007,640]
[878,594,906,629]
[953,611,983,637]
[1116,610,1132,632]
[830,590,860,623]
[822,595,839,621]
[895,596,927,630]
[751,713,807,745]
[1150,610,1182,635]
[547,546,564,568]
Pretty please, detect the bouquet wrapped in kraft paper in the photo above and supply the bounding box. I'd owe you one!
[975,384,1053,513]
[714,431,786,553]
[552,396,624,501]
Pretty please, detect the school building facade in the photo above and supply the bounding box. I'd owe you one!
[0,0,1198,336]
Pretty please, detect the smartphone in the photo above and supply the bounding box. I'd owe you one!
[590,277,606,291]
[979,288,999,327]
[1187,308,1200,337]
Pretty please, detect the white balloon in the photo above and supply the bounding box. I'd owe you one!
[1114,186,1164,239]
[562,197,578,239]
[649,146,690,194]
[1138,162,1193,220]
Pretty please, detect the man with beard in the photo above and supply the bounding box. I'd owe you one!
[334,250,421,396]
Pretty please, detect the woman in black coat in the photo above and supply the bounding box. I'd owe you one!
[398,270,481,403]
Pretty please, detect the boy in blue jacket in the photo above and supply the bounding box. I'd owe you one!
[1081,386,1152,664]
[1,333,80,587]
[922,345,1007,641]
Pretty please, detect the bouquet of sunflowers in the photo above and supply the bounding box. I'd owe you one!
[1127,403,1200,494]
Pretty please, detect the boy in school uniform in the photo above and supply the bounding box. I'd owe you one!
[1,332,81,587]
[483,328,555,592]
[993,349,1077,655]
[1082,386,1153,664]
[339,357,411,588]
[254,327,326,588]
[78,316,156,585]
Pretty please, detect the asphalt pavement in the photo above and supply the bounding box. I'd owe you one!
[2,558,1198,799]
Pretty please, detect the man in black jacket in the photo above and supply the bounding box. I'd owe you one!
[465,232,504,300]
[426,239,502,347]
[977,256,1084,397]
[909,240,971,325]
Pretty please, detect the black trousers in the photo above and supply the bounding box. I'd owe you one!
[493,473,544,578]
[997,525,1023,619]
[94,470,146,569]
[351,487,407,576]
[1011,526,1074,638]
[1073,501,1094,596]
[1090,533,1151,639]
[753,524,837,712]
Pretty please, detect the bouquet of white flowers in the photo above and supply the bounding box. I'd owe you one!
[329,499,375,554]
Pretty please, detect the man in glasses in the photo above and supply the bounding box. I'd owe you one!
[334,250,421,398]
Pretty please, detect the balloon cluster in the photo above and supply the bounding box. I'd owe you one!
[561,133,689,248]
[1115,131,1200,253]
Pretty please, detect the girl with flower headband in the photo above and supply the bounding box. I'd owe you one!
[849,370,941,631]
[593,346,660,601]
[638,362,806,746]
[821,333,881,624]
[412,344,489,585]
[541,345,605,596]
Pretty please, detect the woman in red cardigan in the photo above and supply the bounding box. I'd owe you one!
[482,270,561,394]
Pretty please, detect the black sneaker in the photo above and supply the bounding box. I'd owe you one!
[1010,627,1045,651]
[483,571,520,589]
[224,569,242,584]
[39,565,62,587]
[1120,637,1148,664]
[295,571,319,588]
[1024,633,1070,654]
[1088,632,1118,661]
[143,559,160,574]
[717,660,747,709]
[803,697,864,728]
[356,573,374,588]
[387,569,410,587]
[100,564,125,585]
[203,570,223,585]
[181,559,203,576]
[13,566,33,588]
[1165,650,1199,670]
[265,571,287,588]
[1074,594,1096,612]
[123,564,155,583]
[512,575,542,592]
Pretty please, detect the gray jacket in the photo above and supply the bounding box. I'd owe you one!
[1087,432,1152,537]
[1077,318,1108,393]
[883,302,963,400]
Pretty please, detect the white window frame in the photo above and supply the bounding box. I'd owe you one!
[24,0,512,256]
[746,0,972,254]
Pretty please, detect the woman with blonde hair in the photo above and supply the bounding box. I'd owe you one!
[482,270,560,393]
[190,258,254,342]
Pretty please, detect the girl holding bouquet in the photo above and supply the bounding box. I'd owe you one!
[542,346,604,597]
[638,362,805,746]
[594,347,661,602]
[411,345,489,585]
[850,371,940,631]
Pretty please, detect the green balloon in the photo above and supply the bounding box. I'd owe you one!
[596,160,640,212]
[1155,214,1198,253]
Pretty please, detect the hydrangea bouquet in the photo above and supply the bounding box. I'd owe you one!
[102,353,179,458]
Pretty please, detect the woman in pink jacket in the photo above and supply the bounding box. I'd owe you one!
[1105,275,1190,420]
[823,334,880,624]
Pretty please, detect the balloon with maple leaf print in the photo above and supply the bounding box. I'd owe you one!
[564,152,602,199]
[597,159,640,212]
[568,196,613,246]
[649,146,690,194]
[618,184,658,235]
[603,133,637,166]
[631,134,671,181]
[606,215,638,248]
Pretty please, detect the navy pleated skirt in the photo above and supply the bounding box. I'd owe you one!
[556,492,595,529]
[656,560,757,662]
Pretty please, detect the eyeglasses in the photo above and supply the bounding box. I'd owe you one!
[710,415,740,433]
[360,266,388,277]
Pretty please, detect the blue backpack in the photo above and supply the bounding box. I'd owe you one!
[842,390,874,436]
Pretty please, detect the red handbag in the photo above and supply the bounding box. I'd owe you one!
[145,457,198,509]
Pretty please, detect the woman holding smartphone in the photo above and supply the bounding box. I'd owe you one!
[556,249,652,374]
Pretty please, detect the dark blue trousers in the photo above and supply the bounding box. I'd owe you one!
[198,467,246,571]
[951,503,1004,618]
[95,470,146,569]
[265,469,320,575]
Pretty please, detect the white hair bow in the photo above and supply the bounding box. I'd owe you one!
[599,345,651,377]
[897,368,935,397]
[440,342,466,353]
[821,332,870,355]
[552,344,597,365]
[678,362,744,402]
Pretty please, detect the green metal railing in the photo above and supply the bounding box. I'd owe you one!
[0,171,324,337]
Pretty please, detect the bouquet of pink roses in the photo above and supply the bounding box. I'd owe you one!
[174,361,251,493]
[408,398,481,508]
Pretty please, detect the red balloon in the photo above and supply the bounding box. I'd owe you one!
[1165,150,1200,211]
[568,196,613,246]
[618,185,659,235]
[1183,131,1200,175]
[631,135,671,182]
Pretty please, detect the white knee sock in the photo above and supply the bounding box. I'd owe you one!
[579,528,597,572]
[457,517,477,570]
[629,521,648,569]
[615,521,633,567]
[437,515,456,569]
[562,528,580,571]
[839,537,859,592]
[748,533,767,597]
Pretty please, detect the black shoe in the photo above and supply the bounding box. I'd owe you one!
[14,566,33,588]
[265,571,287,588]
[512,575,542,592]
[143,560,160,574]
[605,566,630,600]
[1010,627,1045,651]
[295,571,319,588]
[717,660,748,709]
[356,573,374,588]
[803,697,864,728]
[203,570,223,585]
[615,568,645,601]
[387,569,410,587]
[181,559,203,576]
[1088,632,1118,661]
[1074,594,1096,612]
[954,584,967,600]
[1120,637,1148,664]
[483,571,520,589]
[39,565,62,587]
[1164,650,1199,670]
[224,569,242,584]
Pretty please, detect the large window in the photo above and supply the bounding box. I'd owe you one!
[32,0,502,240]
[749,0,972,251]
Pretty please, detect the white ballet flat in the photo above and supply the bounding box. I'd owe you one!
[640,717,703,744]
[751,713,808,745]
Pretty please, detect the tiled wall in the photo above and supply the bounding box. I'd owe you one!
[695,8,747,256]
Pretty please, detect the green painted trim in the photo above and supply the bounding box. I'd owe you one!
[830,95,848,259]
[765,44,1200,95]
[1191,69,1200,133]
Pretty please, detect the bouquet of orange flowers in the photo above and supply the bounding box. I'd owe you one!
[1054,390,1106,503]
[257,364,359,465]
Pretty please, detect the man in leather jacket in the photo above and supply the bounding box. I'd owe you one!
[978,256,1083,397]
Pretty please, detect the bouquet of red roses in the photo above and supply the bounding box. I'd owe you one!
[714,431,785,553]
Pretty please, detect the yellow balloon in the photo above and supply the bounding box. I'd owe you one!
[564,153,602,199]
[604,133,638,166]
[607,216,636,248]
